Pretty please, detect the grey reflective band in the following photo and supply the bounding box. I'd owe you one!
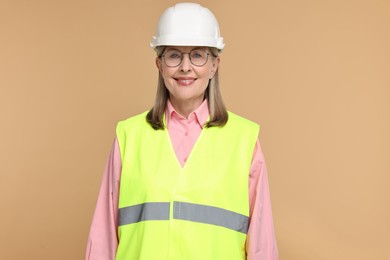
[119,202,170,226]
[173,201,249,234]
[119,201,249,233]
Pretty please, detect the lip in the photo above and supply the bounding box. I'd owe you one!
[174,77,196,86]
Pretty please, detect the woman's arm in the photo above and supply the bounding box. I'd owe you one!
[246,139,279,260]
[85,139,121,260]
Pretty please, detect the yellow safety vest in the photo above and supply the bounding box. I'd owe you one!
[116,111,259,260]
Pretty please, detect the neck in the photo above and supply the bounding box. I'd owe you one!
[169,98,204,119]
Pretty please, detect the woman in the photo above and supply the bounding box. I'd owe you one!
[86,3,278,260]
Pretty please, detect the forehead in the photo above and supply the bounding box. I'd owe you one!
[165,46,208,52]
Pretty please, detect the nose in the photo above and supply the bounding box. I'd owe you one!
[179,53,192,72]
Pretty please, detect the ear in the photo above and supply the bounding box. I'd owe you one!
[213,56,220,68]
[156,57,163,73]
[210,56,220,78]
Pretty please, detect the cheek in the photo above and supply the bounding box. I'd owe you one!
[160,71,176,89]
[160,66,175,78]
[160,71,171,84]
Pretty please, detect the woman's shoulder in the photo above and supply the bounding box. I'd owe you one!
[227,111,260,129]
[116,111,150,130]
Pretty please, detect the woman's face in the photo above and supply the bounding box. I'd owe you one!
[156,46,219,109]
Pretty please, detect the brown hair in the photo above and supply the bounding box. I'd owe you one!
[146,46,228,130]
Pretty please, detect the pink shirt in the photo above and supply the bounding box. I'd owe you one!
[86,100,278,259]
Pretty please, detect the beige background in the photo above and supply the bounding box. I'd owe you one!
[1,0,389,259]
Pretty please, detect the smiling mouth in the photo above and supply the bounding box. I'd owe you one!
[175,78,196,86]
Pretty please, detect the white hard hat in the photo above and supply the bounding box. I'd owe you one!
[150,3,225,50]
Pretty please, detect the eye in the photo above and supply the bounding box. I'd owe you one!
[190,50,206,59]
[166,51,181,59]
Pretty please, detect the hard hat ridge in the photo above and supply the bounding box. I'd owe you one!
[150,3,225,50]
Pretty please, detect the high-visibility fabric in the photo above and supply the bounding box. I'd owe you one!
[116,111,259,260]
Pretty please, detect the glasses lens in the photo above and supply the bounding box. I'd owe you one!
[163,50,182,67]
[189,50,208,66]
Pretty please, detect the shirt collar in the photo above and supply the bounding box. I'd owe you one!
[166,99,209,128]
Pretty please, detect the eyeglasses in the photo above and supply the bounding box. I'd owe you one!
[161,49,212,67]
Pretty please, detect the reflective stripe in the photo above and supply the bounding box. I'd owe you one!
[119,201,249,233]
[119,202,170,226]
[173,201,249,234]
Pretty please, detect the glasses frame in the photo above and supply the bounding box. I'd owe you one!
[161,49,212,68]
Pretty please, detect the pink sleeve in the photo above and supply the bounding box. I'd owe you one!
[85,138,121,260]
[246,139,279,260]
